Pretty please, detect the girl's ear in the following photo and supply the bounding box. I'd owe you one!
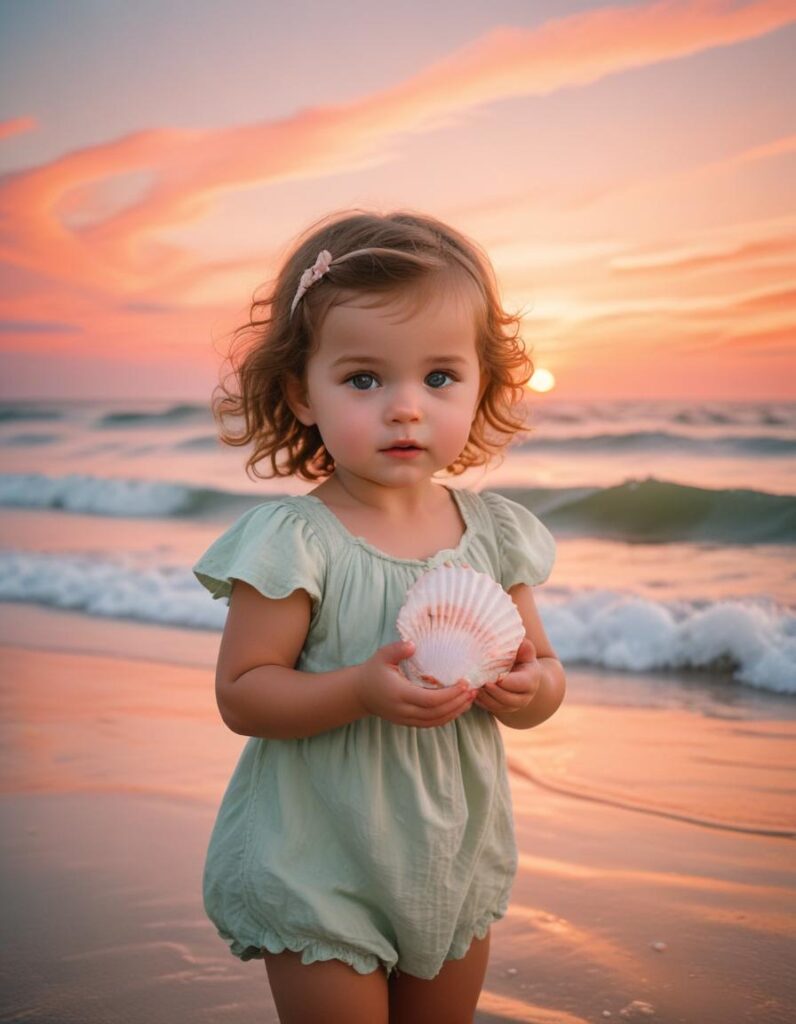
[284,373,316,426]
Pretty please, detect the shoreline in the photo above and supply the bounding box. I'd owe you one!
[1,600,793,717]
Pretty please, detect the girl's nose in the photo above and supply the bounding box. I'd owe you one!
[386,384,423,422]
[387,396,422,423]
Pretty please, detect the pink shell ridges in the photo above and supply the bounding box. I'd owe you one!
[396,564,525,689]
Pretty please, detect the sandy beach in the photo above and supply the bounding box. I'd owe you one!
[1,604,793,1024]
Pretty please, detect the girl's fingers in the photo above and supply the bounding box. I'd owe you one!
[487,674,525,694]
[405,681,470,708]
[476,686,514,713]
[420,691,472,719]
[405,688,474,724]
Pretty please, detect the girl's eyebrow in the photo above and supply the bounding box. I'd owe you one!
[331,354,470,368]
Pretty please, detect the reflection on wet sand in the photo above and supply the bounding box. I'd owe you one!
[1,629,794,1023]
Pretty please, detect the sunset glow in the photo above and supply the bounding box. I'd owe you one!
[528,368,556,393]
[1,2,794,400]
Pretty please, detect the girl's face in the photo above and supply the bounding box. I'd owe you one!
[288,282,485,489]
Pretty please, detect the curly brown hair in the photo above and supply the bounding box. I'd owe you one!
[211,208,536,481]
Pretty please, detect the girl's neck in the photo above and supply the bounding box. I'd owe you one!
[308,475,467,560]
[309,473,449,520]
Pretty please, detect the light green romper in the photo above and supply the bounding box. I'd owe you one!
[192,485,555,980]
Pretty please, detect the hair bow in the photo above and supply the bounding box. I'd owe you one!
[290,249,333,316]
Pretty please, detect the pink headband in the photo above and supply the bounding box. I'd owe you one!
[290,250,334,317]
[289,246,387,317]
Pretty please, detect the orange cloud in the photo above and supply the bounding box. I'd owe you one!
[717,324,796,352]
[528,278,796,365]
[611,230,796,275]
[0,116,37,141]
[726,132,796,167]
[1,0,793,305]
[733,283,796,314]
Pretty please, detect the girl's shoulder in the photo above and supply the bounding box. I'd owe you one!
[192,496,328,608]
[473,489,557,589]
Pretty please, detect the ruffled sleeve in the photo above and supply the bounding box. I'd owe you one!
[192,499,325,612]
[481,491,556,589]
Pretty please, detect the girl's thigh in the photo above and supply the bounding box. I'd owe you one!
[388,928,491,1024]
[263,948,389,1024]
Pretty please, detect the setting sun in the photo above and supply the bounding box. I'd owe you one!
[528,368,556,393]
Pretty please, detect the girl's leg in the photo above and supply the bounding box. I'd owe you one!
[387,928,491,1024]
[263,949,389,1024]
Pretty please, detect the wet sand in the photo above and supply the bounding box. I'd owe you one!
[1,606,794,1023]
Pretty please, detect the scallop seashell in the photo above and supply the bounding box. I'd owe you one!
[396,564,525,689]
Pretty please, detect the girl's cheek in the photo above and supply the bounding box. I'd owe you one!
[332,411,374,452]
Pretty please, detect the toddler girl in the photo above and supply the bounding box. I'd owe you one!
[193,209,566,1024]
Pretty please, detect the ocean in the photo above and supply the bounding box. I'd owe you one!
[1,396,793,695]
[2,395,795,1024]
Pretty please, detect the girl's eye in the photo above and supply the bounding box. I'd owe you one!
[426,370,455,389]
[344,370,456,390]
[346,373,379,391]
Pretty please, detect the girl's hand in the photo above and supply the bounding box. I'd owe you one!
[473,638,542,716]
[355,640,477,728]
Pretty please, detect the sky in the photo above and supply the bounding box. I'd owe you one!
[0,0,794,402]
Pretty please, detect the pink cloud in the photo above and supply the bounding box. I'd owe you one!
[729,132,796,166]
[0,116,37,141]
[1,0,794,305]
[611,229,796,275]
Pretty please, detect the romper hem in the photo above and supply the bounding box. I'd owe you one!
[221,924,386,976]
[215,895,511,981]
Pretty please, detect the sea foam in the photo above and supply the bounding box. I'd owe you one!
[0,549,792,694]
[0,472,193,517]
[542,589,795,693]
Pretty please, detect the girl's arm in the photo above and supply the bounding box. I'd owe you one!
[215,581,365,738]
[474,582,566,730]
[215,580,475,739]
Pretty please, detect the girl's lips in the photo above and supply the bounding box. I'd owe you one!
[382,446,424,458]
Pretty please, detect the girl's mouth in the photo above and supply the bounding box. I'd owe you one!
[382,445,424,458]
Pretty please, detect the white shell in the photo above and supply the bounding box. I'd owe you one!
[396,564,525,689]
